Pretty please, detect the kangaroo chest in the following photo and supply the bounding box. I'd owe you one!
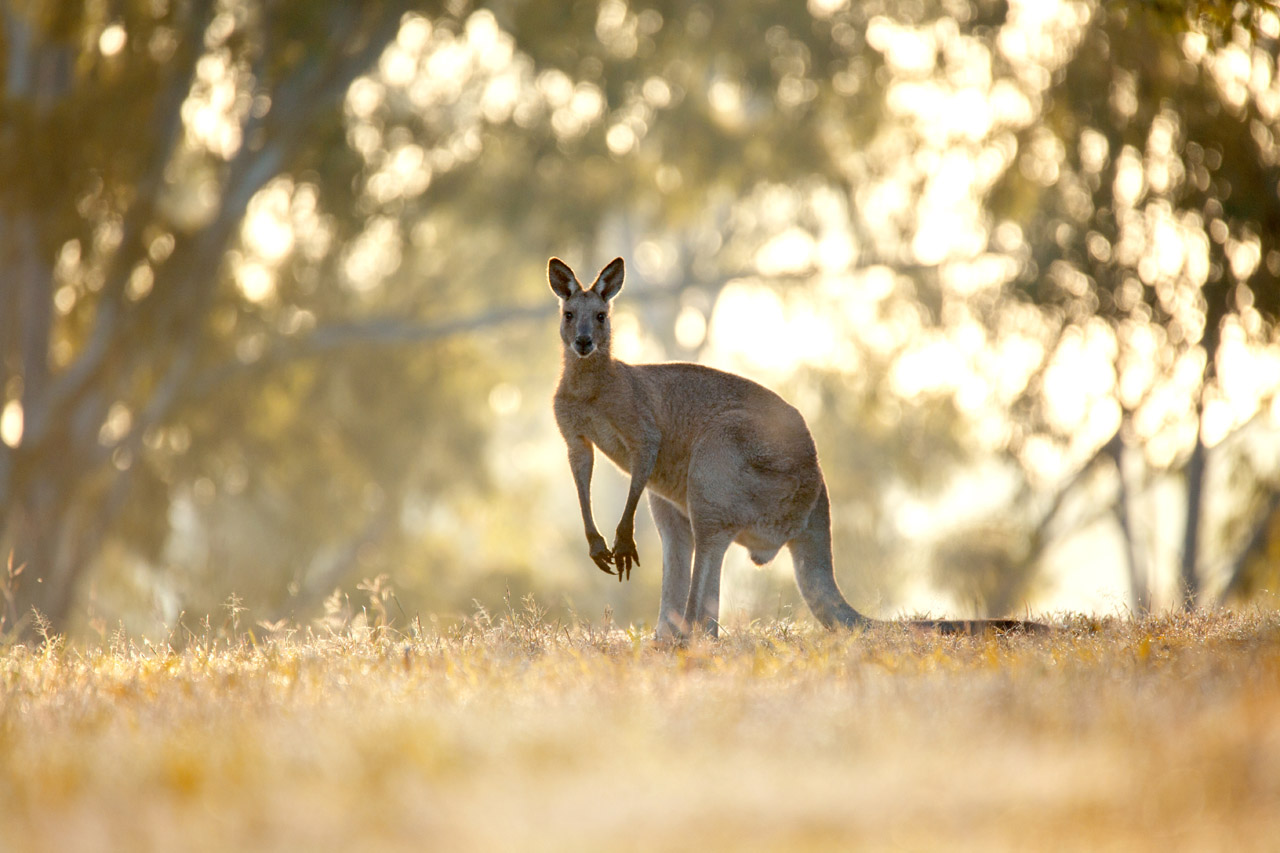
[556,367,652,473]
[580,410,633,470]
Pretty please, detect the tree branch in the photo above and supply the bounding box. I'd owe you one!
[20,0,217,451]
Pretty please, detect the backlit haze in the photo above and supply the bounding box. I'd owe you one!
[241,0,1280,619]
[5,0,1280,636]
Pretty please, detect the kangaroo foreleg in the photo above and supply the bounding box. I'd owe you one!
[566,436,614,574]
[611,427,660,580]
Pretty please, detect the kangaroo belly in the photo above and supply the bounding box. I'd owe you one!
[577,410,632,471]
[594,435,630,471]
[645,439,694,508]
[588,422,692,507]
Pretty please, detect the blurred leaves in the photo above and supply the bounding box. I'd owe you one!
[2,0,1280,634]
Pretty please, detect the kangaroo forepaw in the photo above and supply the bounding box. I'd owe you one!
[592,552,617,575]
[587,535,615,576]
[612,539,639,581]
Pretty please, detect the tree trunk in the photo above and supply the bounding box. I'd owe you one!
[1110,436,1150,613]
[1179,433,1207,610]
[0,2,412,637]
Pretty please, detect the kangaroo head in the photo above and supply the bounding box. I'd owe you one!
[548,257,624,359]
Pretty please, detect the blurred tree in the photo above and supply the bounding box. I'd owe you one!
[986,0,1280,607]
[2,0,986,632]
[4,0,1279,637]
[0,0,430,631]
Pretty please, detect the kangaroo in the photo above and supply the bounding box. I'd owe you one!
[550,256,1043,640]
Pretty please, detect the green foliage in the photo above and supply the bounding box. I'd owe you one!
[990,0,1279,350]
[3,0,1280,636]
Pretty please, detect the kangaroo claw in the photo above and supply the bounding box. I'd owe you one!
[590,546,615,576]
[611,535,639,582]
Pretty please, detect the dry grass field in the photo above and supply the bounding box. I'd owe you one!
[3,603,1279,852]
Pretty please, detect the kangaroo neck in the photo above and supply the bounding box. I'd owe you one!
[560,346,620,398]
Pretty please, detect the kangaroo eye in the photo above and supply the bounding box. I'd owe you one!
[596,312,606,322]
[564,311,573,321]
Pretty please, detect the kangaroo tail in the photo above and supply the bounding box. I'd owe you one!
[788,483,872,630]
[906,618,1051,635]
[790,485,1049,634]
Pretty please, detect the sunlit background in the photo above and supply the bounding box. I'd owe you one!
[2,0,1279,638]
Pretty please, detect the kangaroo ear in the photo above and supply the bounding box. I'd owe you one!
[594,257,625,302]
[548,258,579,300]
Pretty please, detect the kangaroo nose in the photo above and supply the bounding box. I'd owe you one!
[573,335,594,355]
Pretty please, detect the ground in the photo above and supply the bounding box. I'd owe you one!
[2,604,1279,851]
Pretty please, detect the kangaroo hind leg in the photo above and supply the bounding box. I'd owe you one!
[683,524,734,639]
[649,494,692,642]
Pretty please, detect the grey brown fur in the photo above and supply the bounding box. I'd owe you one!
[550,257,1042,640]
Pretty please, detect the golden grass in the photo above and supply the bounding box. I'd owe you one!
[3,606,1279,852]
